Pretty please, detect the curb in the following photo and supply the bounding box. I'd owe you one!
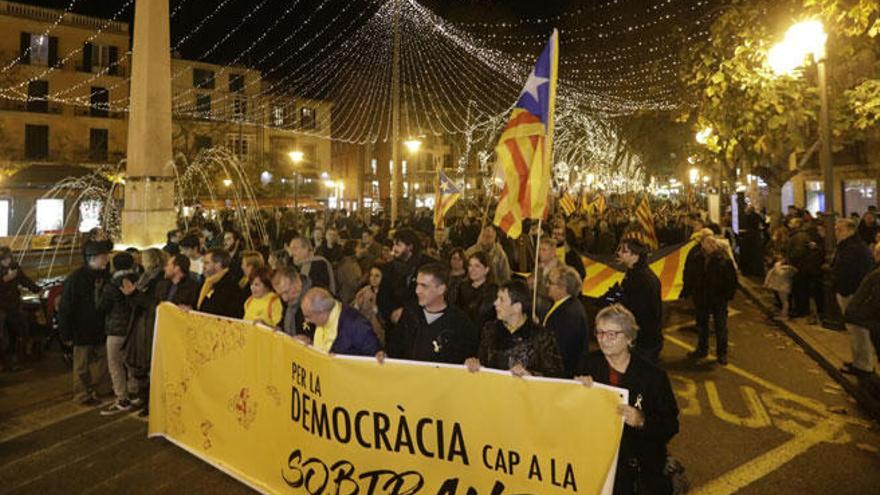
[738,281,880,422]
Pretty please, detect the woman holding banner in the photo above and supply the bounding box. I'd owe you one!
[576,304,679,495]
[465,280,564,378]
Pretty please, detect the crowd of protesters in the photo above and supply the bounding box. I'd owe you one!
[4,196,880,494]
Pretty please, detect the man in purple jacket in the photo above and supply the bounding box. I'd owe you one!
[297,287,381,357]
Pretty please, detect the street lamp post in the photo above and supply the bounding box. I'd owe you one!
[768,20,835,254]
[288,150,304,212]
[769,20,842,328]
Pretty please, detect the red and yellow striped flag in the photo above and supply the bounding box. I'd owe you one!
[635,195,659,249]
[492,30,558,239]
[559,190,576,216]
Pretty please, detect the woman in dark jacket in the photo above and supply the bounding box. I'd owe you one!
[576,304,679,495]
[466,280,564,378]
[452,251,498,331]
[0,246,41,369]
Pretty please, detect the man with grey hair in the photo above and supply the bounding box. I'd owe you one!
[543,265,589,378]
[286,234,335,294]
[297,287,380,356]
[272,266,312,338]
[832,217,876,376]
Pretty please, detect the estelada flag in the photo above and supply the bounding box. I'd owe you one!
[434,170,461,228]
[493,30,558,239]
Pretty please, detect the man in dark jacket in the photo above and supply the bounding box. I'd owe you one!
[788,218,825,321]
[844,262,880,373]
[551,222,586,279]
[272,266,313,338]
[615,238,663,364]
[298,287,380,356]
[0,246,41,370]
[197,248,245,319]
[59,241,112,405]
[543,265,589,377]
[96,252,139,415]
[385,262,477,364]
[377,229,437,325]
[682,235,738,365]
[832,218,877,376]
[287,234,336,294]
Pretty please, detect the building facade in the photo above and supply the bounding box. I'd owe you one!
[0,0,334,238]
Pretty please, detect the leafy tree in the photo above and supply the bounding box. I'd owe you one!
[679,0,880,196]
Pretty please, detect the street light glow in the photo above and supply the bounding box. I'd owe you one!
[403,139,422,154]
[769,20,826,75]
[222,178,232,187]
[695,127,712,144]
[288,150,304,163]
[689,168,700,185]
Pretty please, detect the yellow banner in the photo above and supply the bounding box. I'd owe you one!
[149,304,626,495]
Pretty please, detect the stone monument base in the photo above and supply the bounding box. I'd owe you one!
[120,177,177,247]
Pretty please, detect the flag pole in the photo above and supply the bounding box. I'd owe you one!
[531,218,542,322]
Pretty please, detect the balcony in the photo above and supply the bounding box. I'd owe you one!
[0,98,63,114]
[72,106,125,119]
[74,63,128,78]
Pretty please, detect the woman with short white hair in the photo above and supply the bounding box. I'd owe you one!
[576,304,679,495]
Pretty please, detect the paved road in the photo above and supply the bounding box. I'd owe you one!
[0,293,878,494]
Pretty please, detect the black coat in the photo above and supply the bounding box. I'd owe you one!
[578,351,679,495]
[620,261,663,355]
[388,303,478,364]
[197,270,245,319]
[564,247,587,280]
[831,235,873,297]
[0,263,40,311]
[377,252,436,322]
[478,319,564,378]
[59,266,109,345]
[155,276,201,308]
[97,271,137,337]
[543,296,589,378]
[844,267,880,354]
[682,248,737,308]
[452,280,498,330]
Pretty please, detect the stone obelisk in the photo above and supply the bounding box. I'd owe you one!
[121,0,176,247]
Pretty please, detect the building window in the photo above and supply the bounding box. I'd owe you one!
[272,105,286,127]
[89,129,108,161]
[20,33,57,67]
[805,181,824,216]
[231,97,247,120]
[195,94,211,118]
[370,159,377,175]
[27,80,48,113]
[82,43,119,75]
[192,68,215,89]
[90,86,109,117]
[300,107,316,129]
[843,179,876,217]
[25,124,49,160]
[0,199,9,237]
[226,134,254,161]
[229,73,245,93]
[35,198,63,234]
[78,200,102,233]
[194,135,212,152]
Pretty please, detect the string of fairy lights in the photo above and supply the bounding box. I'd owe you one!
[0,0,726,192]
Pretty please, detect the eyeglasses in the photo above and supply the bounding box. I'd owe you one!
[596,329,625,340]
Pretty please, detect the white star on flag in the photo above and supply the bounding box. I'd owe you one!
[519,67,549,101]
